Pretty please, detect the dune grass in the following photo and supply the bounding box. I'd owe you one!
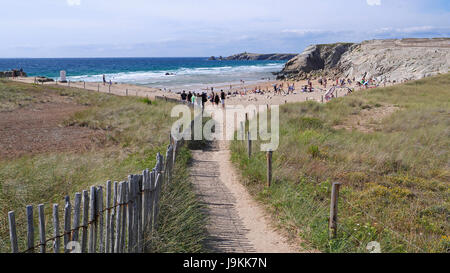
[230,73,450,253]
[0,79,206,253]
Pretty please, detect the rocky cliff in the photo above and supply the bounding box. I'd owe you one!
[277,38,450,82]
[223,52,298,61]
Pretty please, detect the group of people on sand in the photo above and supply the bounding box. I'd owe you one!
[180,88,226,108]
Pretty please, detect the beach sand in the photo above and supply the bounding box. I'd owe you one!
[11,76,388,106]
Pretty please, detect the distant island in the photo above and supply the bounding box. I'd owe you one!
[208,52,298,61]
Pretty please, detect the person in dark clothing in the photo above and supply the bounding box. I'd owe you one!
[201,92,207,108]
[214,93,220,106]
[210,92,215,104]
[187,91,193,104]
[220,90,226,108]
[181,90,187,101]
[181,91,187,101]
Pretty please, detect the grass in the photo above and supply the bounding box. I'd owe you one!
[0,79,206,253]
[230,73,450,253]
[149,147,207,253]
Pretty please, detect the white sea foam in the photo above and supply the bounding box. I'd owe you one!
[66,63,284,88]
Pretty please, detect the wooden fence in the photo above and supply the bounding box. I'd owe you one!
[7,136,186,253]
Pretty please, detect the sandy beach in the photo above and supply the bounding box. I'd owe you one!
[11,76,392,107]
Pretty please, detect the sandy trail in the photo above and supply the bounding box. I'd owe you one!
[189,105,307,253]
[190,140,301,253]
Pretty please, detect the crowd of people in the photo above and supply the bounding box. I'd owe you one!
[177,75,378,105]
[180,88,227,108]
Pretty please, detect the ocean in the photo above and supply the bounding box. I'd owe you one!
[0,58,286,90]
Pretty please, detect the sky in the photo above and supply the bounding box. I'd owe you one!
[1,0,449,57]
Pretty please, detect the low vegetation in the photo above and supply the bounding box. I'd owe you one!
[0,79,206,252]
[231,73,449,253]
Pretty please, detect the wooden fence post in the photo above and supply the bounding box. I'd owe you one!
[111,181,118,253]
[81,190,89,253]
[329,182,342,239]
[72,193,82,244]
[63,196,71,253]
[149,171,156,234]
[120,182,127,253]
[136,175,143,253]
[83,81,86,89]
[126,89,128,96]
[8,211,18,253]
[114,182,123,253]
[267,150,273,187]
[105,181,112,253]
[26,205,34,253]
[97,186,104,253]
[52,204,60,253]
[153,173,162,231]
[38,204,46,253]
[247,131,252,158]
[142,169,151,251]
[88,187,96,253]
[321,95,324,103]
[109,84,111,93]
[127,176,135,252]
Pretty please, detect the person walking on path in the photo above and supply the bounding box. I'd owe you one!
[103,74,106,85]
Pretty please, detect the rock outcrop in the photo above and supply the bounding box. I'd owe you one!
[224,52,297,61]
[0,70,27,78]
[277,38,450,82]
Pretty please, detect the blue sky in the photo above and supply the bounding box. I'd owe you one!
[1,0,449,57]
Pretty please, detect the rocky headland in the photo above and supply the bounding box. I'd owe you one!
[210,52,298,61]
[276,38,450,82]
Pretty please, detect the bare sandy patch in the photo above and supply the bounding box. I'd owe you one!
[0,102,104,159]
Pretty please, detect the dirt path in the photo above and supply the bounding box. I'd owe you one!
[190,140,301,253]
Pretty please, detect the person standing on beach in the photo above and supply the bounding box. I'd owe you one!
[197,93,202,108]
[188,91,193,104]
[103,74,106,85]
[181,90,187,102]
[220,90,226,108]
[210,91,215,105]
[201,92,207,108]
[214,93,220,106]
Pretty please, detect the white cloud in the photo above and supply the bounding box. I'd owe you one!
[67,0,81,6]
[366,0,381,6]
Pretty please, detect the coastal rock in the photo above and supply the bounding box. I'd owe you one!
[0,70,28,78]
[36,77,54,83]
[277,38,450,82]
[224,52,298,61]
